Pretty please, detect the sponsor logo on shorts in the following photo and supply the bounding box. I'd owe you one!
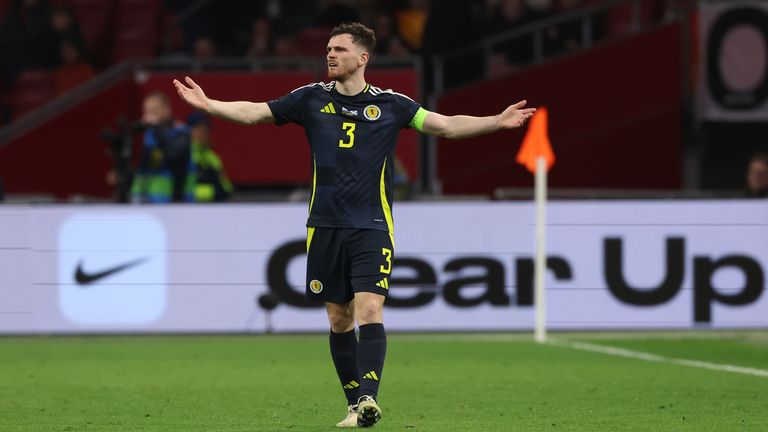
[364,105,381,121]
[309,279,324,294]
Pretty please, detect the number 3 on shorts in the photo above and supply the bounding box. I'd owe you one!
[380,248,392,274]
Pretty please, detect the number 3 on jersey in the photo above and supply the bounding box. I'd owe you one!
[339,122,355,148]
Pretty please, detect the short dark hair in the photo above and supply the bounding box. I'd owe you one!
[329,22,376,53]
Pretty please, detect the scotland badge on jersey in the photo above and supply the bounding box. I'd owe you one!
[364,105,381,121]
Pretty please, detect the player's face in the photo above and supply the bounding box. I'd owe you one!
[326,34,366,80]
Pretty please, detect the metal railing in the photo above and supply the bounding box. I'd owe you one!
[0,55,421,148]
[431,0,662,94]
[0,61,135,147]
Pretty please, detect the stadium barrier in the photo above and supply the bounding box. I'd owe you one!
[0,200,765,333]
[0,63,419,200]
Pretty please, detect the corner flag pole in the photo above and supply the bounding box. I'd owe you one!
[515,106,555,344]
[534,156,547,343]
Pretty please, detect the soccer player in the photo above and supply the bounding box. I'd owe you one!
[173,22,535,428]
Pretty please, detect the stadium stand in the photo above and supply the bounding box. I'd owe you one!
[10,69,54,118]
[65,0,115,69]
[0,0,676,118]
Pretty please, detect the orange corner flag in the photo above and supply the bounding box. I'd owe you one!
[515,107,555,174]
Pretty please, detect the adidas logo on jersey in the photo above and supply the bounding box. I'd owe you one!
[320,102,336,114]
[375,278,389,289]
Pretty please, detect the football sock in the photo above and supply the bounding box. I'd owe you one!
[357,323,386,400]
[330,329,361,406]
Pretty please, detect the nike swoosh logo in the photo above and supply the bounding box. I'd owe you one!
[74,258,148,285]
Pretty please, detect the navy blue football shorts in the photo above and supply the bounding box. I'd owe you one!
[305,227,393,304]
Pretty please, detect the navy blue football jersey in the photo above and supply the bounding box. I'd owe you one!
[267,81,421,235]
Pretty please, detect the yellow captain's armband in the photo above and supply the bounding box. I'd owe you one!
[408,107,429,132]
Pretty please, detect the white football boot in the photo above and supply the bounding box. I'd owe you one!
[336,404,359,428]
[356,395,382,427]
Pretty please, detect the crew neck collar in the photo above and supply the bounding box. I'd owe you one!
[332,81,370,97]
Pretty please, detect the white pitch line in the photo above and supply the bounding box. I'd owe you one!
[550,339,768,378]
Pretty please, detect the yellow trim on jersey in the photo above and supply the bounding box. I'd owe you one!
[307,227,315,253]
[309,157,317,215]
[364,83,370,93]
[307,157,317,253]
[320,102,336,114]
[379,157,395,249]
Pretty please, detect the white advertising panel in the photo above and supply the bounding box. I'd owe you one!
[0,200,765,333]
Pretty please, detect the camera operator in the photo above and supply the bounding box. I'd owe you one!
[187,111,233,202]
[130,91,196,203]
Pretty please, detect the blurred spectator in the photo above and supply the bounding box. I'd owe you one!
[373,14,411,58]
[49,5,86,66]
[0,0,56,73]
[525,0,553,16]
[357,0,388,27]
[544,0,584,56]
[192,36,218,60]
[207,0,265,56]
[746,152,768,198]
[486,0,537,75]
[422,0,485,89]
[423,0,482,56]
[274,34,299,56]
[247,17,275,58]
[186,112,233,202]
[316,0,358,27]
[131,91,195,203]
[273,0,316,35]
[396,0,429,51]
[53,38,95,95]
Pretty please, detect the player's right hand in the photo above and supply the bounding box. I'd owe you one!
[173,76,210,112]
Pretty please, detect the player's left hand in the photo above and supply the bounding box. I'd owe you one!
[498,100,536,129]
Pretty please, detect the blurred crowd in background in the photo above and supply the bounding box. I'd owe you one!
[0,0,675,126]
[4,0,765,202]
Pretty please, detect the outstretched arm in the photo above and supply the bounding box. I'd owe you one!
[419,100,536,140]
[172,76,275,125]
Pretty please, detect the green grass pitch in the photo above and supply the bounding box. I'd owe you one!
[1,331,767,431]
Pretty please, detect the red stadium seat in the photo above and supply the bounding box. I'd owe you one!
[161,10,183,52]
[606,0,663,36]
[10,70,55,118]
[297,27,333,56]
[112,29,158,62]
[116,0,161,33]
[67,0,116,53]
[110,0,163,63]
